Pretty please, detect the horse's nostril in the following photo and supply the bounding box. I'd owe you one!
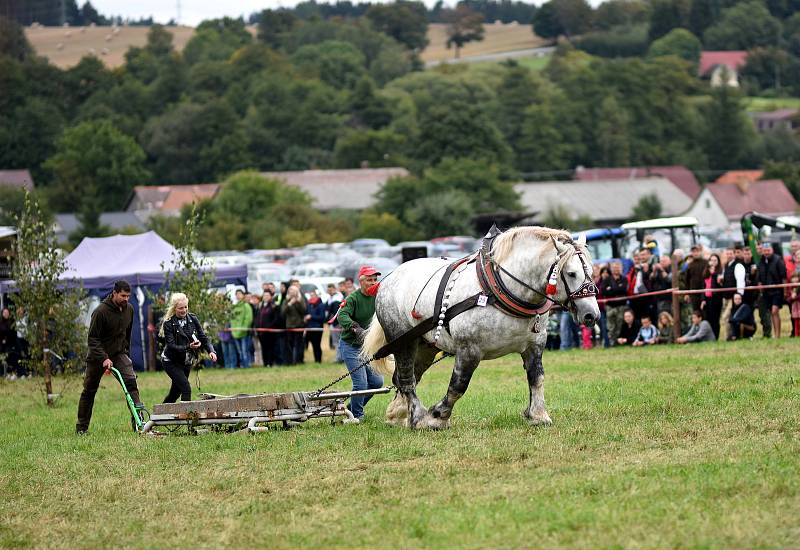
[583,313,595,325]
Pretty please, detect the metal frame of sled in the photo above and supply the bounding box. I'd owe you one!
[141,387,391,434]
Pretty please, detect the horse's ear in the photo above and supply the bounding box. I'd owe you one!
[576,233,586,246]
[551,236,569,256]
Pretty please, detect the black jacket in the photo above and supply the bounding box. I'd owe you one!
[757,254,787,287]
[601,275,628,302]
[87,296,133,362]
[161,313,214,365]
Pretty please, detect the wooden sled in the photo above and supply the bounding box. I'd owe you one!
[141,387,390,434]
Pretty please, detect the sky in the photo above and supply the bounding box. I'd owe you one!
[91,0,601,27]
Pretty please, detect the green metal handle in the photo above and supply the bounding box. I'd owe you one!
[107,366,145,432]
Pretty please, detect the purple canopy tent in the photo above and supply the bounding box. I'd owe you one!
[60,232,247,371]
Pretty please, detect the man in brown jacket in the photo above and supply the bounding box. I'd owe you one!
[76,280,143,434]
[685,245,708,312]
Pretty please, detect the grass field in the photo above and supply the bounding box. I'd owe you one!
[25,22,544,69]
[744,96,800,112]
[1,339,799,548]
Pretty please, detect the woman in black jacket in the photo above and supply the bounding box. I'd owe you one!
[255,290,279,367]
[159,293,216,403]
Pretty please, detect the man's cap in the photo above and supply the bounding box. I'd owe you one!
[358,265,381,278]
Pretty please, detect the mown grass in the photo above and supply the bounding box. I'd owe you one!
[1,339,799,548]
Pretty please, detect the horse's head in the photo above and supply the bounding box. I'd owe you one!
[553,236,600,328]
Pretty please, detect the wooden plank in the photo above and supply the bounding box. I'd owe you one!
[152,392,336,415]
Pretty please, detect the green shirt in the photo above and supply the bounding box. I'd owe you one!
[230,300,253,339]
[338,289,376,346]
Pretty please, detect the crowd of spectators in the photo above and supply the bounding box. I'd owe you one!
[214,278,356,369]
[550,238,800,350]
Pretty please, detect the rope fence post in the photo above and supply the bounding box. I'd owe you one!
[671,252,681,343]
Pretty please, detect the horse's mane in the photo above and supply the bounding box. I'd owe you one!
[492,226,573,264]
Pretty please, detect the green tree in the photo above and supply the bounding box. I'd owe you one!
[141,100,250,184]
[365,0,429,51]
[373,175,427,222]
[516,101,575,173]
[593,0,649,31]
[703,1,782,50]
[703,86,759,170]
[0,16,33,61]
[444,5,485,58]
[595,95,631,166]
[348,76,393,129]
[648,0,689,42]
[414,101,512,168]
[291,40,367,90]
[12,194,87,405]
[647,28,701,68]
[44,120,150,212]
[532,1,564,40]
[333,129,406,168]
[355,211,421,243]
[740,47,796,92]
[763,160,800,201]
[0,97,65,184]
[407,189,476,237]
[183,17,252,65]
[631,193,663,220]
[689,0,722,38]
[422,157,520,213]
[257,9,298,49]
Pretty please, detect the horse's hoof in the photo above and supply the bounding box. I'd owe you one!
[413,414,450,430]
[523,409,552,427]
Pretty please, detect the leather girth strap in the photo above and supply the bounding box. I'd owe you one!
[374,292,494,360]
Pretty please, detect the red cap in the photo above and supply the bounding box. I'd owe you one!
[357,265,381,278]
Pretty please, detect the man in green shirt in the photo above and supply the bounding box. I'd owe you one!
[230,289,253,368]
[337,265,383,423]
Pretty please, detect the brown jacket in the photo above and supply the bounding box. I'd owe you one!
[87,296,133,362]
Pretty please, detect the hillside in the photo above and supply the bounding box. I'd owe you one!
[24,24,196,68]
[25,22,545,69]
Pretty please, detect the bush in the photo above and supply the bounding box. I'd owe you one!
[574,24,649,58]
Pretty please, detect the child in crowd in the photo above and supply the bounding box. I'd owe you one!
[633,315,657,346]
[656,311,674,344]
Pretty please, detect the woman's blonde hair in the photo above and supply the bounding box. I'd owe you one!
[159,292,189,337]
[658,311,673,327]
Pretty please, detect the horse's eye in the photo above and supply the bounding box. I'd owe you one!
[567,272,577,278]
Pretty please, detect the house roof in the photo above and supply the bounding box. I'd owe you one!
[699,51,748,76]
[262,167,410,210]
[516,177,693,224]
[751,109,798,121]
[126,183,220,213]
[0,170,34,191]
[574,165,701,200]
[715,170,764,185]
[54,212,147,243]
[706,180,799,219]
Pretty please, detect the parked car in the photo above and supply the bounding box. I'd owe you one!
[290,262,340,278]
[298,277,344,301]
[247,262,291,295]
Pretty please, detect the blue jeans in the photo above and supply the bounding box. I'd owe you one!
[221,340,237,369]
[600,310,610,348]
[338,339,383,419]
[234,336,251,368]
[560,310,580,350]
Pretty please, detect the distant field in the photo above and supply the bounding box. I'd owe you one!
[24,24,196,68]
[744,96,800,112]
[421,22,545,63]
[25,22,545,69]
[1,338,799,547]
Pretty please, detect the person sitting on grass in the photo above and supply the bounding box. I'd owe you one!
[728,292,756,341]
[616,308,640,346]
[656,311,674,344]
[632,315,657,346]
[676,310,716,344]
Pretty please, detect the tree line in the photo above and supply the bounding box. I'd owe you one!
[2,2,800,248]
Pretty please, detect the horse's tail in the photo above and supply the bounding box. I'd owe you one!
[360,315,394,376]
